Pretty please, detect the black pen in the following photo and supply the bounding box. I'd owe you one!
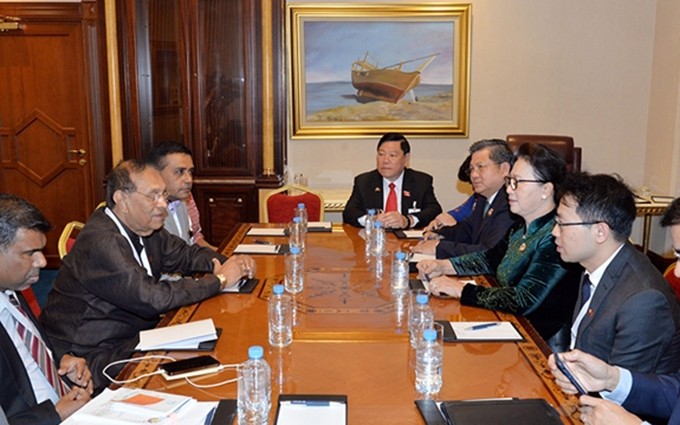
[253,239,272,245]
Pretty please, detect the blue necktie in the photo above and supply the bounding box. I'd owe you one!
[579,275,592,311]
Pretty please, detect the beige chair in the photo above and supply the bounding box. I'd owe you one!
[263,184,324,223]
[506,134,582,172]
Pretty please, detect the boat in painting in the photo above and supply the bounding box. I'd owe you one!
[351,52,439,103]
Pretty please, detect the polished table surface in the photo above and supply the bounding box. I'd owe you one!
[119,223,581,424]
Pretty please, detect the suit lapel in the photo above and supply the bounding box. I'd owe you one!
[369,171,384,211]
[401,169,414,215]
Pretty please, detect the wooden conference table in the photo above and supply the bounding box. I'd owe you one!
[119,223,581,424]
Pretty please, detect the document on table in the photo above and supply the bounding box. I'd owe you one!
[307,221,332,232]
[275,395,347,425]
[247,227,286,236]
[394,229,423,239]
[233,244,282,254]
[135,318,217,351]
[409,252,435,263]
[444,321,523,342]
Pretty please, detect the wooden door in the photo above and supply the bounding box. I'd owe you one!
[0,4,109,267]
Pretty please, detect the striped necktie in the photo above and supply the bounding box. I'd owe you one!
[9,294,68,397]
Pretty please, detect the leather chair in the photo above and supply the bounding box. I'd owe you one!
[506,134,582,172]
[264,184,324,223]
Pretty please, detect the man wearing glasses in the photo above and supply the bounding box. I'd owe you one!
[552,172,680,374]
[40,160,256,392]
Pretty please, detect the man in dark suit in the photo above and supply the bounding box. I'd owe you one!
[40,160,256,393]
[553,173,680,374]
[548,197,680,425]
[412,139,517,258]
[343,132,442,229]
[0,194,93,425]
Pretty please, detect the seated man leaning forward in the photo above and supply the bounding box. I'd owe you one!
[553,172,680,374]
[343,132,442,229]
[40,160,255,392]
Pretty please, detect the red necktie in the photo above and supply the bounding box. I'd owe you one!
[10,294,68,397]
[385,182,398,212]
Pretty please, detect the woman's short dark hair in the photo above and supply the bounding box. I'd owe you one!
[516,143,567,202]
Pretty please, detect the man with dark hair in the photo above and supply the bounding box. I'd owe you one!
[0,194,92,424]
[413,138,517,258]
[548,197,680,425]
[146,141,215,249]
[552,173,680,374]
[343,132,442,229]
[40,160,256,392]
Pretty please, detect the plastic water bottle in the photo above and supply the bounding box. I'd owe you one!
[391,250,409,293]
[294,202,308,232]
[288,216,306,252]
[237,345,271,424]
[409,293,433,348]
[284,245,304,294]
[416,328,443,394]
[268,284,293,347]
[364,209,377,257]
[370,220,386,257]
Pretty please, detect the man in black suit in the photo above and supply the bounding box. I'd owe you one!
[412,139,517,258]
[0,194,92,425]
[343,132,442,229]
[553,173,680,374]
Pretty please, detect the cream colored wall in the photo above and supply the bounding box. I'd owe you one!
[287,0,680,251]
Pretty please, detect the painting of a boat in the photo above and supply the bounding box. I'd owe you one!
[351,52,440,103]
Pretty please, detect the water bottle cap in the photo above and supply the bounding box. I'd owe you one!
[367,209,376,216]
[374,221,383,228]
[416,293,429,304]
[293,216,302,223]
[297,203,306,210]
[273,284,284,295]
[290,246,301,254]
[396,251,407,260]
[423,329,437,341]
[248,345,264,359]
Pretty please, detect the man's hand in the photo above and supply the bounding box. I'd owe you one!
[578,396,642,425]
[213,255,256,289]
[416,259,455,279]
[428,276,465,298]
[376,211,408,229]
[425,212,457,232]
[55,386,91,420]
[58,354,93,394]
[548,349,620,394]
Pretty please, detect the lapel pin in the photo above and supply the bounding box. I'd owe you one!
[404,190,411,197]
[487,208,494,216]
[374,187,381,192]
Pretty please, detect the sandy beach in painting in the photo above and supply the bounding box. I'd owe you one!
[307,91,453,122]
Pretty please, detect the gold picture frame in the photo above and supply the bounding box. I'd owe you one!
[287,3,471,139]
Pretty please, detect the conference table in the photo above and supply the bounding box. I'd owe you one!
[118,223,582,424]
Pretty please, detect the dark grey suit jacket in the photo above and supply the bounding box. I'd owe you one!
[573,243,680,374]
[0,293,61,425]
[434,190,518,259]
[342,168,442,228]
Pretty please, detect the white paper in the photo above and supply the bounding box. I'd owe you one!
[400,230,423,239]
[308,221,332,230]
[409,252,436,263]
[234,244,280,254]
[247,227,286,236]
[276,401,346,425]
[135,318,217,351]
[449,321,523,341]
[63,388,216,425]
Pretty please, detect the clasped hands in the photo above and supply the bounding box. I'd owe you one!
[55,353,93,419]
[375,211,409,229]
[416,259,465,299]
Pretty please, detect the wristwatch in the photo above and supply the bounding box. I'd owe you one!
[215,273,227,286]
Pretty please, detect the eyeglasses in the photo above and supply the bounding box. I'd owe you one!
[133,190,169,203]
[504,176,547,191]
[554,220,605,229]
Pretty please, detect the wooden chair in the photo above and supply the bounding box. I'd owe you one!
[57,221,85,259]
[264,184,324,223]
[506,134,582,172]
[664,263,680,302]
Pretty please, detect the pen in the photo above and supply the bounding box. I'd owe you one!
[465,322,500,331]
[254,239,272,245]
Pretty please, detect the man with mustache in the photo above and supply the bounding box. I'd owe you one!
[40,160,255,393]
[146,141,216,250]
[0,194,93,424]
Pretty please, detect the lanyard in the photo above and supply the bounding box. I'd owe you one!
[104,207,153,277]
